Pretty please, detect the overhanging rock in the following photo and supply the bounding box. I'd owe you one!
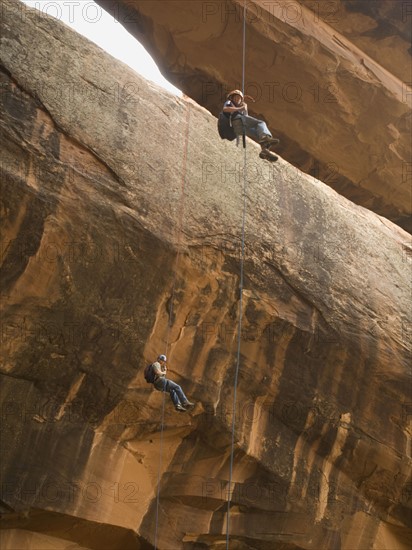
[96,0,412,232]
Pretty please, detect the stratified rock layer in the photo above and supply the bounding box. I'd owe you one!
[96,0,412,232]
[1,1,411,549]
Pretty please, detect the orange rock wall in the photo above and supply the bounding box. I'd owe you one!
[0,1,411,549]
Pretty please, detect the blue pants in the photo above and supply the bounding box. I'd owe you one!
[231,115,272,143]
[154,378,188,406]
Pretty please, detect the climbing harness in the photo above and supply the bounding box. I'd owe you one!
[226,1,248,548]
[153,104,191,550]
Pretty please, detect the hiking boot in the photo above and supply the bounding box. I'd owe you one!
[175,403,187,412]
[259,149,278,162]
[259,136,280,149]
[183,401,195,408]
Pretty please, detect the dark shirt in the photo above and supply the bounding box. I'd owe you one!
[223,99,248,117]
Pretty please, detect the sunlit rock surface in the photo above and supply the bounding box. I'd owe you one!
[97,0,412,232]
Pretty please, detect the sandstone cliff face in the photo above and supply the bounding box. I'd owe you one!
[97,0,412,232]
[298,0,411,83]
[1,1,411,549]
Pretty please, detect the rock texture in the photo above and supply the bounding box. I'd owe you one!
[96,0,412,232]
[299,0,411,82]
[1,1,411,549]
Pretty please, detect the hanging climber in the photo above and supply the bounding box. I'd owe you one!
[145,355,194,412]
[218,89,279,162]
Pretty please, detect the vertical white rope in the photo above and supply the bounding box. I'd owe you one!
[226,1,247,548]
[242,0,246,97]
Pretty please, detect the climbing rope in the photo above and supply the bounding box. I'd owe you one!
[153,103,191,550]
[241,0,247,149]
[226,1,248,547]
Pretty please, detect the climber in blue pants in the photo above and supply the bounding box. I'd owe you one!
[152,355,194,412]
[222,89,279,161]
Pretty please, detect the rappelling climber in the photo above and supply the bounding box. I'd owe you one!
[218,89,279,161]
[147,355,194,412]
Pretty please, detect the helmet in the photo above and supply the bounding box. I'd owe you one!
[227,89,244,100]
[158,354,167,361]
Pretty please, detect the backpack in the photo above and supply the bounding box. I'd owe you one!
[217,112,237,141]
[144,363,156,384]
